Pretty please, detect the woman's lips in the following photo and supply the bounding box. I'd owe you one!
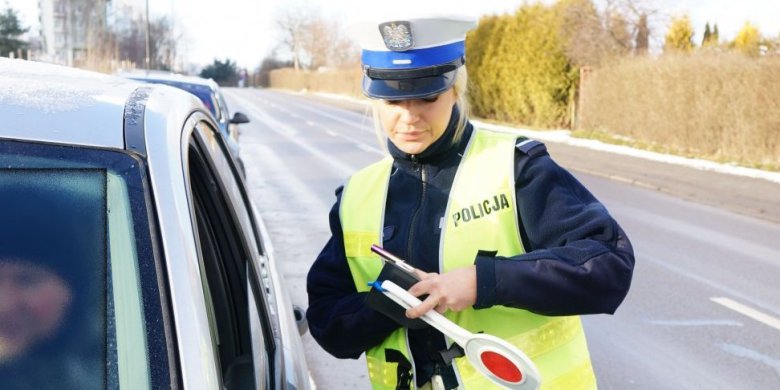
[396,130,425,141]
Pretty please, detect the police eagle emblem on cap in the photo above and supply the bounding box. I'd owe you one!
[379,21,413,51]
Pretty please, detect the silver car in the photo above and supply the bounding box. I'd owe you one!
[0,59,310,390]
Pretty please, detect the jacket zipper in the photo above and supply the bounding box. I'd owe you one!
[407,156,427,263]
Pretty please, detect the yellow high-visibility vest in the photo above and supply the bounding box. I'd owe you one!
[340,128,597,390]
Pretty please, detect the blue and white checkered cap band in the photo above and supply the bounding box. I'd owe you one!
[361,40,465,70]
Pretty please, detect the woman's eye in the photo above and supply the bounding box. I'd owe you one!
[422,96,439,103]
[385,100,401,106]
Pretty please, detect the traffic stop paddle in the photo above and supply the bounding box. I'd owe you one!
[372,279,542,390]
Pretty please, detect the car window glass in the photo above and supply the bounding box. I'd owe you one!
[0,141,165,390]
[246,265,269,390]
[192,121,277,388]
[106,172,151,390]
[217,93,231,120]
[195,122,264,256]
[211,92,225,122]
[186,133,271,389]
[0,169,107,390]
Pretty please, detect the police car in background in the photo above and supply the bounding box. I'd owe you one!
[0,58,310,390]
[117,71,250,176]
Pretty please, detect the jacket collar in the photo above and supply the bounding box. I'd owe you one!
[387,105,470,164]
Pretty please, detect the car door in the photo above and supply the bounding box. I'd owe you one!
[183,118,280,389]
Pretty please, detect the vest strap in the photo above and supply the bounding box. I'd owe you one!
[386,349,413,390]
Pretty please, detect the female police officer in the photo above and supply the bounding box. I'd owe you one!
[307,15,634,390]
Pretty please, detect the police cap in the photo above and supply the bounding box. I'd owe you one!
[350,15,477,100]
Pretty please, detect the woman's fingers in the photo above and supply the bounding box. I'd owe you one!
[413,268,435,280]
[405,293,439,319]
[403,266,477,318]
[407,277,433,297]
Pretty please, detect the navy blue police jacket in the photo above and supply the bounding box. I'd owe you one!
[306,117,635,385]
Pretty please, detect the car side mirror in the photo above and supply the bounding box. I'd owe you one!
[230,112,250,124]
[293,305,308,336]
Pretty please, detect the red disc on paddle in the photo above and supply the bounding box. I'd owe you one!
[480,350,523,383]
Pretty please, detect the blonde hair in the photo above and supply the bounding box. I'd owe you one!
[371,66,471,152]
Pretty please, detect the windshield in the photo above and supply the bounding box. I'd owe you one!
[0,140,166,389]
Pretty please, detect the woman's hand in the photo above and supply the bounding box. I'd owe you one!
[405,265,477,319]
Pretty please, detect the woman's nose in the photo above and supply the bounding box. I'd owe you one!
[398,102,422,124]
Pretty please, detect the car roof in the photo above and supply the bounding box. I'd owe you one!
[0,59,201,149]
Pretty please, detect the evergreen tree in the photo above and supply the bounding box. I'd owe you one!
[702,22,711,46]
[0,6,28,58]
[466,15,502,118]
[466,2,577,127]
[712,24,720,43]
[200,58,239,86]
[664,15,695,53]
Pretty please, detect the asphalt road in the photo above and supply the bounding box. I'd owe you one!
[223,87,780,390]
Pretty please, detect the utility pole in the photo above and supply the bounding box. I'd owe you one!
[170,0,175,71]
[145,0,151,69]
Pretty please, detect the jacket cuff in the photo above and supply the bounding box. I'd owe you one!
[474,255,497,309]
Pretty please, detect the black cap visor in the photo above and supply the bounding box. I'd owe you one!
[363,69,457,100]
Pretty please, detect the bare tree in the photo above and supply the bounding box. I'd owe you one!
[275,5,358,70]
[559,0,617,66]
[560,0,659,65]
[276,5,311,70]
[112,7,175,70]
[604,0,661,53]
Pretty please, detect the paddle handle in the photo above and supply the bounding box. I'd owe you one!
[380,280,472,346]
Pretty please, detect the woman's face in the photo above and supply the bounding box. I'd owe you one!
[0,261,73,362]
[378,88,457,155]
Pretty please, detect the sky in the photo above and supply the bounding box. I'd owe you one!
[6,0,780,69]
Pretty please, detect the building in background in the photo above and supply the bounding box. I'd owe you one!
[38,0,109,66]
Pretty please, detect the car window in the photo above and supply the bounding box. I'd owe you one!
[216,92,231,121]
[180,86,220,120]
[186,125,272,390]
[0,140,169,390]
[211,91,227,122]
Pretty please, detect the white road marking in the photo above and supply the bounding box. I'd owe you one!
[230,89,387,160]
[711,297,780,331]
[628,210,780,267]
[271,93,374,133]
[225,90,356,178]
[719,343,780,377]
[638,250,778,316]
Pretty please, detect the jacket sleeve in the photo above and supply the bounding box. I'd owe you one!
[306,186,400,359]
[473,143,635,316]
